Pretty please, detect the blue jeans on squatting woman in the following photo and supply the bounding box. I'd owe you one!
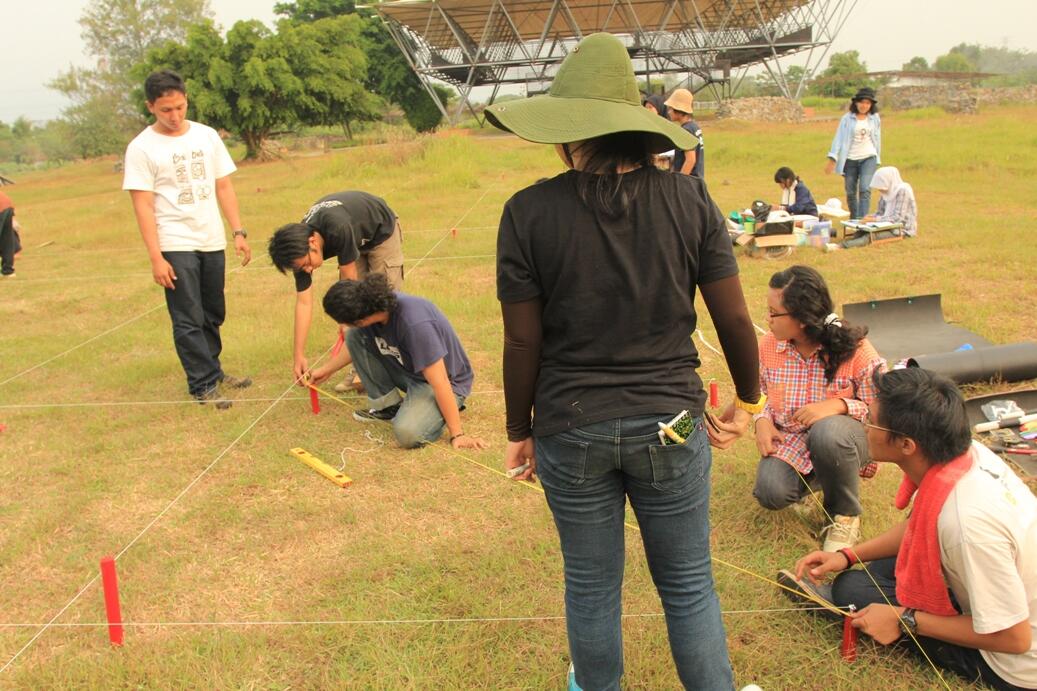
[843,155,878,219]
[535,414,734,691]
[345,328,465,448]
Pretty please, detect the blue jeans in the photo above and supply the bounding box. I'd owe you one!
[843,156,878,218]
[162,251,226,396]
[535,415,733,691]
[346,328,464,448]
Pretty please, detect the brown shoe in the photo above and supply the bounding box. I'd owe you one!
[220,374,252,389]
[194,385,232,410]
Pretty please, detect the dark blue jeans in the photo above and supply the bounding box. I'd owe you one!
[535,415,733,691]
[162,251,226,396]
[843,156,878,218]
[833,559,1027,691]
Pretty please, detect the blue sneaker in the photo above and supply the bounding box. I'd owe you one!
[567,662,582,691]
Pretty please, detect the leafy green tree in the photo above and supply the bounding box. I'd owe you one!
[902,56,930,72]
[812,50,870,98]
[935,52,975,73]
[140,16,379,158]
[49,0,213,158]
[275,0,446,132]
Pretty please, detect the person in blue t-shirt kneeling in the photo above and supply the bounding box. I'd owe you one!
[309,274,488,451]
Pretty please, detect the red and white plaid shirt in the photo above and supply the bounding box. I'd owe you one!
[758,332,886,476]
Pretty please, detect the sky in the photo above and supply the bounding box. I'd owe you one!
[5,0,1037,124]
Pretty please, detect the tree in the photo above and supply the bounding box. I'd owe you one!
[902,56,930,72]
[813,50,870,98]
[934,52,975,73]
[139,16,380,159]
[276,0,448,132]
[49,0,213,157]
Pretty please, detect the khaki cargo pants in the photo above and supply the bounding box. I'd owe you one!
[358,219,404,289]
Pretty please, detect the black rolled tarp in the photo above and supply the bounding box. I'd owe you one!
[842,294,991,363]
[907,342,1037,385]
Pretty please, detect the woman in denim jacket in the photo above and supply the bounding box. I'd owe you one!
[825,87,882,218]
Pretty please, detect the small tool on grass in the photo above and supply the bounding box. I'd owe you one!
[289,447,353,488]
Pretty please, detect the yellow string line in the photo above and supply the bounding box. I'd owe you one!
[793,462,950,688]
[308,383,851,620]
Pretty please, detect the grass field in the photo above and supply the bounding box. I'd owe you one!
[1,105,1036,690]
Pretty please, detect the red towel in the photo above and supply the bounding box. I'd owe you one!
[894,447,974,616]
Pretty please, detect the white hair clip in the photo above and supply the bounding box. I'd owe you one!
[824,313,842,328]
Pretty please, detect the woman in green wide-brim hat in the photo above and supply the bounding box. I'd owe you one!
[490,32,762,691]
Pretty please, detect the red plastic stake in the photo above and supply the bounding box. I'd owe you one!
[451,227,457,238]
[709,381,719,408]
[310,386,320,414]
[840,613,857,662]
[99,556,124,646]
[331,331,344,357]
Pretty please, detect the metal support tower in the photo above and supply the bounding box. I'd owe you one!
[371,0,858,123]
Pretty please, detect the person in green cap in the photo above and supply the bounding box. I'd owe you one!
[486,32,762,691]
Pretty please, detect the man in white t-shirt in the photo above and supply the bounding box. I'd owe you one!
[123,70,253,408]
[785,368,1036,690]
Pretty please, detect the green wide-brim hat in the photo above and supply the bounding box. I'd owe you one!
[484,33,697,154]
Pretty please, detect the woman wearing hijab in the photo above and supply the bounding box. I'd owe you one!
[866,166,917,237]
[825,87,882,218]
[486,32,762,691]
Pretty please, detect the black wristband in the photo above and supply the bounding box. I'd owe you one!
[450,433,466,443]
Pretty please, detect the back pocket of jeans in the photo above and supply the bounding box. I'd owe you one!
[647,428,708,494]
[536,433,590,489]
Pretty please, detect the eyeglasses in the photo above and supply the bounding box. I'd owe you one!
[766,311,790,320]
[864,421,905,436]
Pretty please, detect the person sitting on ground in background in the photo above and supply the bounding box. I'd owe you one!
[864,166,917,236]
[825,87,881,218]
[664,88,705,177]
[308,274,486,451]
[771,167,818,216]
[755,265,886,552]
[787,368,1037,691]
[0,189,19,277]
[268,191,404,392]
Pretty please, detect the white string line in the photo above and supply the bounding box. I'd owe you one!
[0,389,504,410]
[408,186,495,276]
[694,329,723,357]
[404,254,495,263]
[7,254,500,285]
[0,607,832,629]
[0,266,247,389]
[401,224,496,235]
[753,321,767,335]
[0,353,324,675]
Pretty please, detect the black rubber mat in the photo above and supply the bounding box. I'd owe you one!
[965,389,1037,477]
[843,294,991,363]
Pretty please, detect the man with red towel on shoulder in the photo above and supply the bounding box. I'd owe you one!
[787,368,1037,690]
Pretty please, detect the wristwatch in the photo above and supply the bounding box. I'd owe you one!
[900,608,918,637]
[735,393,768,416]
[232,228,248,238]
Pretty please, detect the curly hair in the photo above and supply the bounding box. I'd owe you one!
[322,273,398,324]
[769,265,868,382]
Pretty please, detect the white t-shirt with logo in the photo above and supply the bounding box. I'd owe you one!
[938,443,1037,688]
[847,118,877,161]
[122,121,237,252]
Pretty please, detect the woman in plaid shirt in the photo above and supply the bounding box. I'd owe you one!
[753,266,886,551]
